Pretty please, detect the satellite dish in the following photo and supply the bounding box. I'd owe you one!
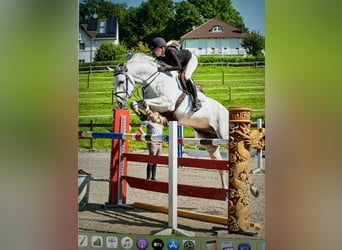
[93,13,98,18]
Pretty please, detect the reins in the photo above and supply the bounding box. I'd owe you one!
[142,71,160,93]
[113,63,161,102]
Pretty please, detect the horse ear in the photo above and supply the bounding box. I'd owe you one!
[107,66,114,72]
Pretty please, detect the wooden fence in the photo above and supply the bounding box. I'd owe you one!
[79,71,264,89]
[78,61,265,74]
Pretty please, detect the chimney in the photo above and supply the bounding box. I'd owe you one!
[240,24,245,33]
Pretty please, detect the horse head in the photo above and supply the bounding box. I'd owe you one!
[110,63,136,109]
[111,53,159,109]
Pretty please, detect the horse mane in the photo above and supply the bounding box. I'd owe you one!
[127,53,157,72]
[128,53,155,64]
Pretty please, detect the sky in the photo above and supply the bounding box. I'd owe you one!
[109,0,264,35]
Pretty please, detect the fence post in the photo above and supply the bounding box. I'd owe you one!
[168,121,178,230]
[229,86,232,101]
[177,125,183,158]
[90,119,93,149]
[222,70,225,85]
[87,73,90,89]
[251,118,265,174]
[112,89,114,105]
[109,108,130,204]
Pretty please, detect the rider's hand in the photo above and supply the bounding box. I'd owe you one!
[158,67,166,72]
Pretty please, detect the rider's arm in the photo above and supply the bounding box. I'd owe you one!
[138,125,145,134]
[138,121,148,134]
[159,48,182,72]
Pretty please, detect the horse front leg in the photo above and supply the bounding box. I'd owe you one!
[130,100,168,125]
[130,101,147,121]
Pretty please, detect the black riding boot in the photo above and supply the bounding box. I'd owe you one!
[146,164,151,179]
[186,79,202,112]
[151,164,157,180]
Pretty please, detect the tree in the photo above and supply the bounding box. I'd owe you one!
[129,41,151,55]
[79,0,127,19]
[135,0,175,44]
[169,1,203,40]
[79,0,246,50]
[241,31,265,57]
[94,42,127,61]
[188,0,244,27]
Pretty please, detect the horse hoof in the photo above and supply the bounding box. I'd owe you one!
[141,100,147,109]
[140,114,147,121]
[250,184,259,197]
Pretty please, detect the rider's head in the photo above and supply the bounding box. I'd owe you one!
[151,37,166,57]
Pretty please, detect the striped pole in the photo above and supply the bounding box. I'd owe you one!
[79,131,228,146]
[78,131,168,143]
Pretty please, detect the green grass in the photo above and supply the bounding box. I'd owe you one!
[78,65,265,150]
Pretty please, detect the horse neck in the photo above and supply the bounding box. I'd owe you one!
[129,66,158,87]
[127,54,158,87]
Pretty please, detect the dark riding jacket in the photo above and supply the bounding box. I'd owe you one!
[157,47,192,72]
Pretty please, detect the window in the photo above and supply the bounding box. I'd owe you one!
[99,21,106,34]
[79,43,85,50]
[211,26,223,32]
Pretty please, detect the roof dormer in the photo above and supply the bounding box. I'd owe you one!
[210,25,223,32]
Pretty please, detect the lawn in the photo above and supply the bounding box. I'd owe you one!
[78,65,265,150]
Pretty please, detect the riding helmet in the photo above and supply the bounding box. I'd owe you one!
[150,37,166,50]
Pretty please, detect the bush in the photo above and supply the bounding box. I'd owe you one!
[198,55,264,63]
[94,42,128,62]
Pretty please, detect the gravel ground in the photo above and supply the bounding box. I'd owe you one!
[78,149,265,239]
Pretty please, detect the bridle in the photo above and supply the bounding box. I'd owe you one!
[113,64,135,103]
[114,63,161,102]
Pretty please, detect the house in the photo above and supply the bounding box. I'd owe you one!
[79,17,119,63]
[181,18,248,56]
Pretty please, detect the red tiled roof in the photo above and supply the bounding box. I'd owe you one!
[181,18,247,39]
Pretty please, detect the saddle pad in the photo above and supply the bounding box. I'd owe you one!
[175,76,206,102]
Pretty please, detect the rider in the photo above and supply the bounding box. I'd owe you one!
[150,37,202,112]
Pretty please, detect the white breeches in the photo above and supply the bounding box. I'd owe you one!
[184,53,198,81]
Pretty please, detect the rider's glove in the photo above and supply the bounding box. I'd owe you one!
[158,67,166,72]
